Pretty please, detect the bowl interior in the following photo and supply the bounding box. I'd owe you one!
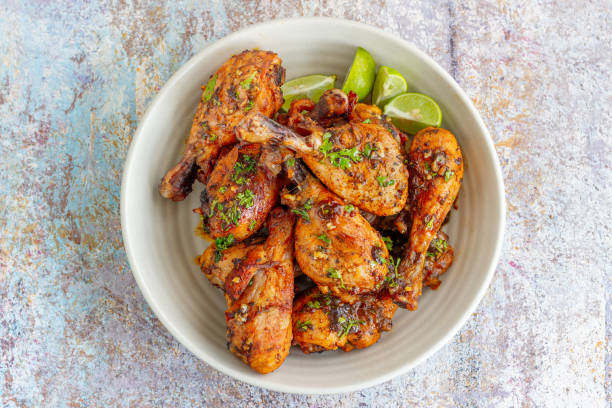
[121,18,505,394]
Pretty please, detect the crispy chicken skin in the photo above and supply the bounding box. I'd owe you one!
[199,208,295,374]
[200,143,281,241]
[236,106,408,216]
[159,50,285,201]
[390,127,463,309]
[279,162,389,303]
[292,287,396,353]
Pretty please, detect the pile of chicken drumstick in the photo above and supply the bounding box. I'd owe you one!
[159,50,463,374]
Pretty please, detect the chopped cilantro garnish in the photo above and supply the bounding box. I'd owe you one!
[338,316,365,338]
[244,100,255,112]
[248,219,257,231]
[317,234,331,244]
[382,236,393,251]
[232,155,256,185]
[307,300,321,309]
[291,198,312,221]
[286,157,295,167]
[237,189,255,208]
[291,208,309,221]
[425,215,435,230]
[362,118,371,124]
[344,204,355,213]
[219,186,227,193]
[427,237,448,258]
[214,234,235,261]
[239,71,257,89]
[319,132,333,157]
[361,143,376,158]
[376,176,395,187]
[209,199,219,217]
[203,75,217,102]
[385,256,401,287]
[445,170,455,182]
[327,267,346,289]
[217,203,241,229]
[296,320,312,332]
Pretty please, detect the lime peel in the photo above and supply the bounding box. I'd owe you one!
[341,47,376,101]
[383,93,442,134]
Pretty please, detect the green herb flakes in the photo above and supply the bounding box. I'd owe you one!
[296,320,312,332]
[338,317,365,338]
[317,234,331,244]
[214,234,235,262]
[306,300,321,309]
[203,75,217,102]
[376,176,395,187]
[237,189,255,208]
[425,215,435,230]
[244,100,255,112]
[327,267,346,289]
[382,236,393,251]
[445,170,455,182]
[239,71,257,89]
[319,132,333,157]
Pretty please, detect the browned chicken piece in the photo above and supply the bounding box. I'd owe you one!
[286,89,403,143]
[292,287,396,353]
[200,143,281,241]
[287,89,352,130]
[198,208,295,374]
[423,231,454,290]
[199,239,259,290]
[159,50,285,201]
[278,161,389,303]
[225,208,295,374]
[390,127,463,309]
[236,109,408,216]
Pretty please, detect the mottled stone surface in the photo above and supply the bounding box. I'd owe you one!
[0,0,610,406]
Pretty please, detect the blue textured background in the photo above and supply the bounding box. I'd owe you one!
[1,1,610,406]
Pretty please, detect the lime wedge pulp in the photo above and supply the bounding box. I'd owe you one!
[280,74,336,112]
[341,47,376,101]
[383,93,442,134]
[372,66,407,108]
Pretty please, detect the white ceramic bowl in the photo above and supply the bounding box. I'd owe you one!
[121,17,505,394]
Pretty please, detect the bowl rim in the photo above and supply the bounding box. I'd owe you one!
[121,16,506,394]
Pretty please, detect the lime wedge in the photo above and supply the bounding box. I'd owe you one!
[281,74,336,111]
[383,93,442,134]
[372,66,407,108]
[341,47,376,101]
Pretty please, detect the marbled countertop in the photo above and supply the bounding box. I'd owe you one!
[1,1,610,406]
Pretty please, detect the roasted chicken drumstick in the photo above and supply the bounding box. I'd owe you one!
[278,160,389,304]
[198,208,295,374]
[236,107,408,216]
[389,127,463,309]
[199,143,281,242]
[159,50,285,201]
[292,287,396,353]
